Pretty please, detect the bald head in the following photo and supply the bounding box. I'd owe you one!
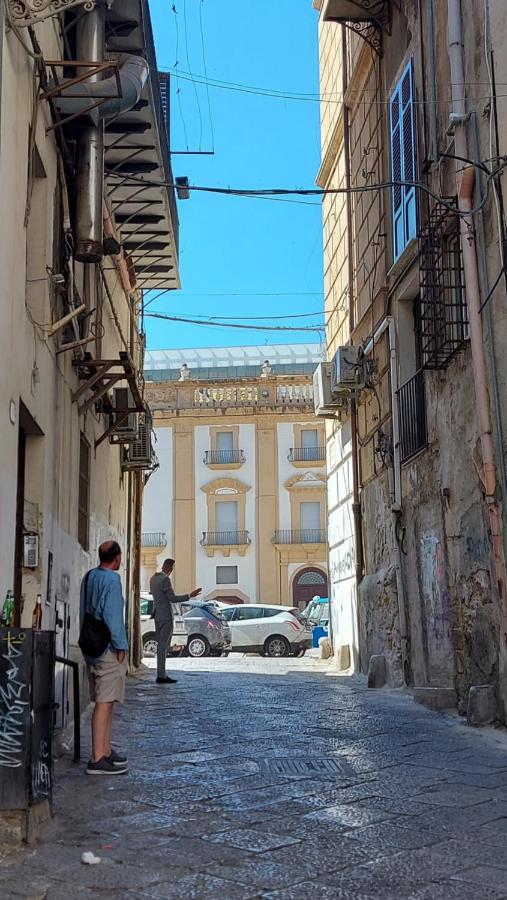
[99,540,122,570]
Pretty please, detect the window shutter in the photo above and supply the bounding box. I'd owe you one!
[390,59,416,260]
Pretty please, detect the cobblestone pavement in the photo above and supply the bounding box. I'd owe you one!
[2,654,507,899]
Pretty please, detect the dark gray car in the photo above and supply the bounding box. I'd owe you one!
[141,594,231,658]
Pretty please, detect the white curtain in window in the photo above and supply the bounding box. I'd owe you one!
[300,501,321,531]
[301,429,318,448]
[216,431,234,451]
[216,500,238,532]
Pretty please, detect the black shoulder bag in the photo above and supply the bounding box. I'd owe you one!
[78,570,111,658]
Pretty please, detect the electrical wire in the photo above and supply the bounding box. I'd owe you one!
[145,311,325,333]
[171,4,190,151]
[157,64,507,106]
[142,288,323,312]
[148,309,325,321]
[198,0,215,152]
[181,0,204,150]
[105,157,507,219]
[148,290,323,297]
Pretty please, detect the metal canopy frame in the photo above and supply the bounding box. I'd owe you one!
[323,0,391,56]
[71,350,144,420]
[41,60,121,131]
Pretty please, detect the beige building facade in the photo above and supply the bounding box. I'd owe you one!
[0,0,178,836]
[315,0,507,721]
[143,345,328,609]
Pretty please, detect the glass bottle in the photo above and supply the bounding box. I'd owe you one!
[32,594,43,630]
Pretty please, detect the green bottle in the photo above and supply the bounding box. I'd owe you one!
[1,591,14,627]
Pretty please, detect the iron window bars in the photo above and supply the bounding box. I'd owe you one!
[419,202,469,369]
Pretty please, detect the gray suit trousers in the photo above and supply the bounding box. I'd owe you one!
[155,618,173,678]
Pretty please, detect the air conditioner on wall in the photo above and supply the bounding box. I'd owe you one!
[121,419,153,470]
[313,362,347,418]
[110,387,138,443]
[332,346,365,393]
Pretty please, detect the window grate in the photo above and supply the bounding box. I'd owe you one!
[419,202,468,369]
[398,369,427,462]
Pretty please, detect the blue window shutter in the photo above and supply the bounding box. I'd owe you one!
[390,59,416,260]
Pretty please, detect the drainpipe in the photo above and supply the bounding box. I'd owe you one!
[364,317,409,683]
[75,4,105,263]
[447,0,507,718]
[342,26,364,589]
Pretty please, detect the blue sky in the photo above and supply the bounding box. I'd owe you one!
[145,0,323,350]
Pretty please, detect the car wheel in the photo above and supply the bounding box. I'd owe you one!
[264,635,290,658]
[142,633,158,658]
[187,635,210,658]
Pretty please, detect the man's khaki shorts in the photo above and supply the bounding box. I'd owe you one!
[88,650,127,703]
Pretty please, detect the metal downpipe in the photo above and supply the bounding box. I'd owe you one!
[447,0,507,719]
[75,4,105,263]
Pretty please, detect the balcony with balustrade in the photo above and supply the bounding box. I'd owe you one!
[272,529,326,547]
[200,530,252,558]
[141,532,167,548]
[204,449,246,469]
[288,446,326,468]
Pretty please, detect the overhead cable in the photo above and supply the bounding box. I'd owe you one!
[106,157,507,219]
[145,312,325,332]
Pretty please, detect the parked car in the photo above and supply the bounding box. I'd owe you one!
[218,604,312,657]
[141,593,231,658]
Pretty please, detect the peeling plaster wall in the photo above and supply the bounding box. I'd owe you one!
[359,350,499,703]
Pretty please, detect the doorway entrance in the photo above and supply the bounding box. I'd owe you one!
[292,567,328,610]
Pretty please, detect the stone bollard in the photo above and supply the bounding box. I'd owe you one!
[467,685,497,727]
[367,654,387,689]
[319,637,332,659]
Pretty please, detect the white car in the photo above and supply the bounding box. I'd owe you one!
[218,604,312,657]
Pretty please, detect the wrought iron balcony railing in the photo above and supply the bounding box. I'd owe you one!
[200,531,251,547]
[398,369,428,463]
[141,532,167,548]
[288,447,326,463]
[204,450,246,466]
[273,529,326,545]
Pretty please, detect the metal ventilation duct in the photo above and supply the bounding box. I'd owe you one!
[70,8,148,263]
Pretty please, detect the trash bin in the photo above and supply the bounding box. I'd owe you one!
[0,628,55,841]
[312,624,328,648]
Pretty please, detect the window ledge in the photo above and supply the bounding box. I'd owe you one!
[387,237,419,285]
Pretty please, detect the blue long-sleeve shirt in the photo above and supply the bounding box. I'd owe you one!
[80,567,128,660]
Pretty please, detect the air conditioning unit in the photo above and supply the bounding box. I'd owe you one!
[110,387,138,443]
[121,419,153,470]
[332,346,365,393]
[313,362,347,417]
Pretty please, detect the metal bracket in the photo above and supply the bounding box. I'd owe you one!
[324,0,392,57]
[7,0,96,28]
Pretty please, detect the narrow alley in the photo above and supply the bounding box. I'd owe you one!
[2,657,507,899]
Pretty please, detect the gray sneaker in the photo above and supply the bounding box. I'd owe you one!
[107,748,128,767]
[86,756,128,775]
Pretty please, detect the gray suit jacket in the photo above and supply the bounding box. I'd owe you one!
[149,572,189,626]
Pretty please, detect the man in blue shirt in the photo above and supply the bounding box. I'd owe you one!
[80,540,129,776]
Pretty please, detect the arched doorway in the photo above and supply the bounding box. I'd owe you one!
[292,568,328,610]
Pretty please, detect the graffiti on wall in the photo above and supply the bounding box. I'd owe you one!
[420,534,451,645]
[0,631,29,769]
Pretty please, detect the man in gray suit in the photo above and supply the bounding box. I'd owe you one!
[149,558,202,683]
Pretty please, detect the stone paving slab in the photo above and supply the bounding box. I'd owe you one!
[1,655,507,899]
